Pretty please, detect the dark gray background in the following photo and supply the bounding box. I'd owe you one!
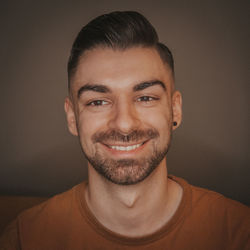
[0,0,249,205]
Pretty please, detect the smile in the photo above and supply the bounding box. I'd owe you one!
[109,143,143,151]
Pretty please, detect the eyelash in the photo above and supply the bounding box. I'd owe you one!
[136,96,159,102]
[86,96,159,107]
[86,100,109,106]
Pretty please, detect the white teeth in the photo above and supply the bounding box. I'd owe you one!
[110,143,142,151]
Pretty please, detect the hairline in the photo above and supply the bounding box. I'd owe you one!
[68,44,175,95]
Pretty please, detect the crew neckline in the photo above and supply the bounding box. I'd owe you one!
[76,175,192,246]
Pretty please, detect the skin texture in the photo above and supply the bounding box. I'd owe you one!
[64,47,183,236]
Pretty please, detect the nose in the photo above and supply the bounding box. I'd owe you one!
[107,98,140,134]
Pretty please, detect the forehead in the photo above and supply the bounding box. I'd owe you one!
[71,47,173,94]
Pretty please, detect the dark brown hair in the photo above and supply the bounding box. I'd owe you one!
[67,11,174,89]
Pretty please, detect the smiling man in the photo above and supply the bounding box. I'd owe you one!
[0,11,249,250]
[65,47,179,188]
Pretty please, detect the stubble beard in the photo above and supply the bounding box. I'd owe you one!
[81,129,172,185]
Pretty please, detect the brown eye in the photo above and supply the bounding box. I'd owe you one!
[87,100,109,106]
[137,96,156,102]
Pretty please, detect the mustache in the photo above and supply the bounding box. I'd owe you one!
[92,129,159,143]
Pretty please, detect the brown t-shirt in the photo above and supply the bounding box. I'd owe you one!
[0,176,249,250]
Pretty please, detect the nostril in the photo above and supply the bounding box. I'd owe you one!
[108,106,140,134]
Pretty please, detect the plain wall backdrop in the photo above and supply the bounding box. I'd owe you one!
[0,0,249,205]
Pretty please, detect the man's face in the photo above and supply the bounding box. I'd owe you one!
[65,47,182,185]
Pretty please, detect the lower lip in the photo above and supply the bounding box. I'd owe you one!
[101,141,149,156]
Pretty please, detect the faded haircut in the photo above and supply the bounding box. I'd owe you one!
[67,11,174,89]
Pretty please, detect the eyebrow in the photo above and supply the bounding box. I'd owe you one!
[77,84,111,98]
[133,80,166,92]
[77,80,166,99]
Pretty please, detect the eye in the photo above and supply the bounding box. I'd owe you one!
[86,100,109,106]
[137,96,158,102]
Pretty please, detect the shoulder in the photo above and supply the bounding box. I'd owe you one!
[172,175,250,249]
[0,185,84,250]
[171,175,249,212]
[190,182,249,215]
[171,175,250,229]
[19,183,82,221]
[17,182,86,239]
[189,182,250,249]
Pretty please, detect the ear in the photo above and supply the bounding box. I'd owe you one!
[171,91,182,131]
[64,97,78,136]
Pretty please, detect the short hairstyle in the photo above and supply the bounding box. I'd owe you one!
[67,11,174,89]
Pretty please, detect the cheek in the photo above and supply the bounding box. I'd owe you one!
[139,106,172,131]
[77,112,109,146]
[141,108,172,147]
[150,115,171,138]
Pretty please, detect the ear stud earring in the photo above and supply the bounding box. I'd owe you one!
[173,121,177,126]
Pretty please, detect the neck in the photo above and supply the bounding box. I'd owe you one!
[85,160,182,237]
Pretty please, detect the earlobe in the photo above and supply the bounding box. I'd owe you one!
[64,97,78,136]
[172,91,182,131]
